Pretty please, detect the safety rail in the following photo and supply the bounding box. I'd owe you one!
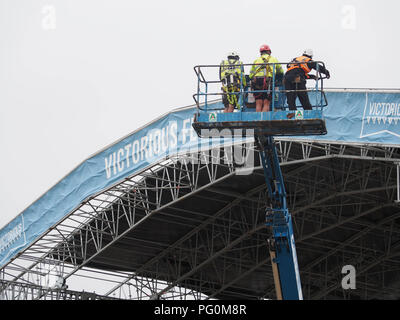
[193,61,328,112]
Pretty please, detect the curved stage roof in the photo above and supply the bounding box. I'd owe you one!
[1,89,400,300]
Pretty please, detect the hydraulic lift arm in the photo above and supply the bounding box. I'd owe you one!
[256,135,303,300]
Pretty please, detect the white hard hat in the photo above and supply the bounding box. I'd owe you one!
[303,49,313,57]
[227,51,239,59]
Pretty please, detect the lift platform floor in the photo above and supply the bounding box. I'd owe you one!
[193,109,327,137]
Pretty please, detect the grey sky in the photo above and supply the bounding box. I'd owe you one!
[0,0,399,229]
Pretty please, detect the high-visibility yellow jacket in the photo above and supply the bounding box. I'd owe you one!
[219,59,246,87]
[249,54,283,79]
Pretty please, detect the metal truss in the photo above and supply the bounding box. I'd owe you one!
[0,279,118,300]
[1,139,400,300]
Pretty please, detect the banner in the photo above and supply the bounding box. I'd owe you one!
[306,91,400,145]
[0,106,213,267]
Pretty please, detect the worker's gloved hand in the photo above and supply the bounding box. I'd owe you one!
[308,74,317,80]
[325,70,330,79]
[245,75,251,83]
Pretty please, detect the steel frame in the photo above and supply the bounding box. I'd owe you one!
[1,139,400,300]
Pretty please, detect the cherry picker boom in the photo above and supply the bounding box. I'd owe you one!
[191,61,329,300]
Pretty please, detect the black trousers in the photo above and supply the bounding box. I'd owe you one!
[284,72,312,110]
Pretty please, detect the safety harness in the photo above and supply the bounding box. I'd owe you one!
[252,55,272,99]
[220,59,243,108]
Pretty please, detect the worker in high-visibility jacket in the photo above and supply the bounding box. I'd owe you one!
[249,44,283,112]
[284,49,330,112]
[219,52,246,113]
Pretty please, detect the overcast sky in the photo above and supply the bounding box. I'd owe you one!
[0,0,399,229]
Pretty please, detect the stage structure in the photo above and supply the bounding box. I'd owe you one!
[1,89,400,300]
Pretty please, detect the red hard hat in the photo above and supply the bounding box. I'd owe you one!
[260,44,271,53]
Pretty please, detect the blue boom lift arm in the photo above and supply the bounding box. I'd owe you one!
[256,135,303,300]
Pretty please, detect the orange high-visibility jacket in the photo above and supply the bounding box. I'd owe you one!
[286,56,312,74]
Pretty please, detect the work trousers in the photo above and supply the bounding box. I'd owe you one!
[284,72,312,110]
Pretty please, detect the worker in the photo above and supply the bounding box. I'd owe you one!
[249,44,283,112]
[219,52,246,113]
[284,49,330,112]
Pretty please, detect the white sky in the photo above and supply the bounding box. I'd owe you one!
[0,0,399,229]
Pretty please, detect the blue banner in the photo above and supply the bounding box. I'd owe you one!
[0,107,208,267]
[1,90,400,268]
[307,91,400,145]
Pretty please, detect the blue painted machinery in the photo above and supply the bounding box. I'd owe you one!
[191,61,329,300]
